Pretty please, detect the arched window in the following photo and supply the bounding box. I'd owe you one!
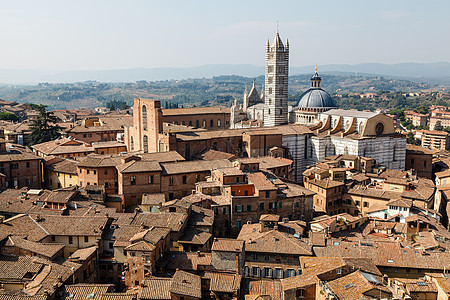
[189,120,193,126]
[359,122,364,133]
[130,136,134,151]
[210,119,214,128]
[142,105,147,131]
[202,120,206,128]
[344,146,349,155]
[196,120,199,128]
[217,119,221,127]
[344,120,350,131]
[143,135,149,153]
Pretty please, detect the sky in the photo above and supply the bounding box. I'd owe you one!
[0,0,449,71]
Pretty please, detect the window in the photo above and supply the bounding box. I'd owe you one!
[210,119,214,128]
[247,205,251,212]
[252,267,260,277]
[130,176,136,185]
[253,253,258,260]
[295,202,299,208]
[336,268,342,274]
[244,190,248,196]
[142,105,148,130]
[269,202,276,209]
[217,119,221,127]
[202,120,206,128]
[93,170,96,175]
[104,170,108,175]
[26,162,30,168]
[356,200,361,206]
[169,177,174,186]
[51,235,55,242]
[148,175,154,184]
[278,202,282,208]
[265,191,270,198]
[363,202,369,208]
[87,170,90,175]
[182,175,187,184]
[296,288,305,298]
[84,236,89,243]
[236,205,243,212]
[68,236,73,244]
[237,220,242,228]
[259,203,264,210]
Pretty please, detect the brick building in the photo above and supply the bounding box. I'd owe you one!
[162,106,230,129]
[0,139,42,189]
[66,115,133,143]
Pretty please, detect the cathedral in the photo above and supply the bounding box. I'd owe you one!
[230,29,406,177]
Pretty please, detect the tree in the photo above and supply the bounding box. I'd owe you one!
[0,112,19,122]
[28,105,62,146]
[434,121,443,131]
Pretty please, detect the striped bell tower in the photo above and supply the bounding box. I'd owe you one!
[264,29,289,127]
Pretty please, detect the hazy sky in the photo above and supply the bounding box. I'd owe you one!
[1,0,449,70]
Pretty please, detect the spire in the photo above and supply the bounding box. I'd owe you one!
[270,23,284,50]
[311,65,321,88]
[252,79,256,89]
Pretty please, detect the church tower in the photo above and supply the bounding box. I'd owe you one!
[264,29,289,127]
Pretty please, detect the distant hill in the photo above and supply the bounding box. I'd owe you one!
[1,62,450,84]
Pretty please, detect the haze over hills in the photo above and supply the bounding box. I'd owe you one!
[0,62,449,85]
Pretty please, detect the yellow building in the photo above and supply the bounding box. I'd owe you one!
[44,156,78,189]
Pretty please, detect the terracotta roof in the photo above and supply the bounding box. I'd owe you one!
[212,238,244,253]
[170,270,202,298]
[189,205,214,227]
[163,107,230,116]
[307,178,345,189]
[161,159,232,175]
[32,138,94,155]
[91,141,126,149]
[164,252,211,271]
[0,149,42,162]
[141,193,165,206]
[44,157,78,175]
[247,172,277,191]
[406,144,437,155]
[260,214,280,222]
[140,278,171,300]
[386,198,412,208]
[326,271,387,299]
[281,274,319,291]
[178,228,211,246]
[116,160,162,173]
[203,271,242,293]
[314,240,450,270]
[244,278,282,300]
[244,230,312,256]
[66,115,132,133]
[130,213,187,232]
[4,236,64,259]
[124,241,155,252]
[195,149,236,161]
[256,157,292,170]
[68,246,97,261]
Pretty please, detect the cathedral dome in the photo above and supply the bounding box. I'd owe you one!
[297,67,337,109]
[297,88,336,109]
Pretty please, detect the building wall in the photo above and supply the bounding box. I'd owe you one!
[118,171,161,207]
[41,235,101,258]
[69,131,122,144]
[0,159,42,189]
[162,112,230,130]
[77,166,117,194]
[94,145,127,155]
[405,152,432,179]
[45,169,78,190]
